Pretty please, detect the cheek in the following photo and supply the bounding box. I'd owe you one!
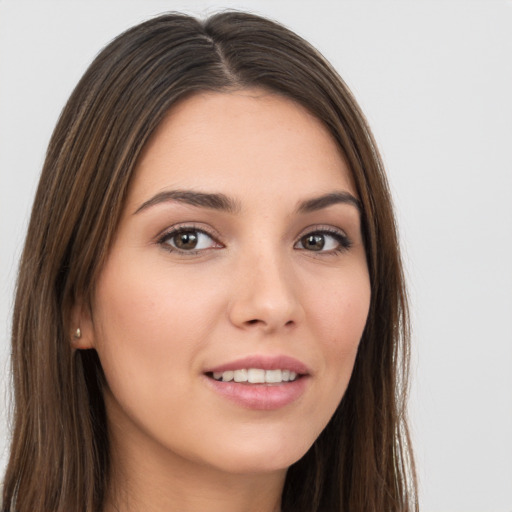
[306,266,371,391]
[309,262,370,338]
[90,259,223,400]
[95,255,223,339]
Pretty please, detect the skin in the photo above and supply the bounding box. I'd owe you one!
[75,89,371,512]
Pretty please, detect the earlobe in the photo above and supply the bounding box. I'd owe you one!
[70,301,95,350]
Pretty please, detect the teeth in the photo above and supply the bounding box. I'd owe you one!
[212,368,299,384]
[234,369,248,382]
[248,368,265,383]
[265,369,282,383]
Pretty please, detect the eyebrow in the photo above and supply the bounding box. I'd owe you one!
[134,190,241,215]
[296,191,361,214]
[134,189,361,215]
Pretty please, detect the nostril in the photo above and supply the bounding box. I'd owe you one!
[243,318,295,328]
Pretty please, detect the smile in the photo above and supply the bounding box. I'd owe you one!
[203,355,310,410]
[211,368,298,384]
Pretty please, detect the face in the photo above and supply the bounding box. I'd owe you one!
[78,89,371,476]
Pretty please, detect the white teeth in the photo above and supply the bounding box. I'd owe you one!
[222,370,234,382]
[212,368,299,383]
[247,368,265,383]
[265,369,282,383]
[233,369,248,382]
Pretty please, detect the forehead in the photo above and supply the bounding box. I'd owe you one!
[128,89,356,209]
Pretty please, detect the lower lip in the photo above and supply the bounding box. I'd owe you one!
[204,376,309,410]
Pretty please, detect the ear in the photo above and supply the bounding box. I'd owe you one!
[70,299,95,350]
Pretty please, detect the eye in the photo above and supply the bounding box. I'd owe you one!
[158,227,221,253]
[295,229,351,253]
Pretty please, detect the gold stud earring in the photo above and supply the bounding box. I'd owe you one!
[74,328,82,339]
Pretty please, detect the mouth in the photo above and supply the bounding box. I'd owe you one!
[206,368,301,384]
[203,355,310,410]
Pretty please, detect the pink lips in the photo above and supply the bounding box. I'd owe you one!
[205,355,310,374]
[203,355,311,411]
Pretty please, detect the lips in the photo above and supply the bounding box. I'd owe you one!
[204,355,310,375]
[203,355,311,410]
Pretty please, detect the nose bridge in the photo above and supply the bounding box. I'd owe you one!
[228,240,302,332]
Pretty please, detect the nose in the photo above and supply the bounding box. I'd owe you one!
[227,250,304,334]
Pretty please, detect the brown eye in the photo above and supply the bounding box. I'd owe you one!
[295,230,351,253]
[173,230,199,250]
[300,234,325,251]
[160,228,219,253]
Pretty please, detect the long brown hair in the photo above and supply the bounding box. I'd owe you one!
[2,11,417,512]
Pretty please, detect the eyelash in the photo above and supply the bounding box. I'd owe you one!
[157,224,222,255]
[156,225,352,256]
[295,227,352,255]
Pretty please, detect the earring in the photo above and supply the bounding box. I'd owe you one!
[74,328,82,339]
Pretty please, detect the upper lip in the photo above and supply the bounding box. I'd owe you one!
[205,355,311,375]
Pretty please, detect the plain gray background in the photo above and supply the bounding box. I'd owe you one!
[1,1,511,510]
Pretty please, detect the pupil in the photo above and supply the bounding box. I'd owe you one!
[175,231,198,249]
[304,234,324,251]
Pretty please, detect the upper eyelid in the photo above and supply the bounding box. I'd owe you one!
[295,224,349,239]
[295,225,353,251]
[155,222,222,243]
[156,226,223,255]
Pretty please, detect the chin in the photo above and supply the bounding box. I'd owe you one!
[197,429,315,476]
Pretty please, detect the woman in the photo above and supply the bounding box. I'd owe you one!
[2,11,417,512]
